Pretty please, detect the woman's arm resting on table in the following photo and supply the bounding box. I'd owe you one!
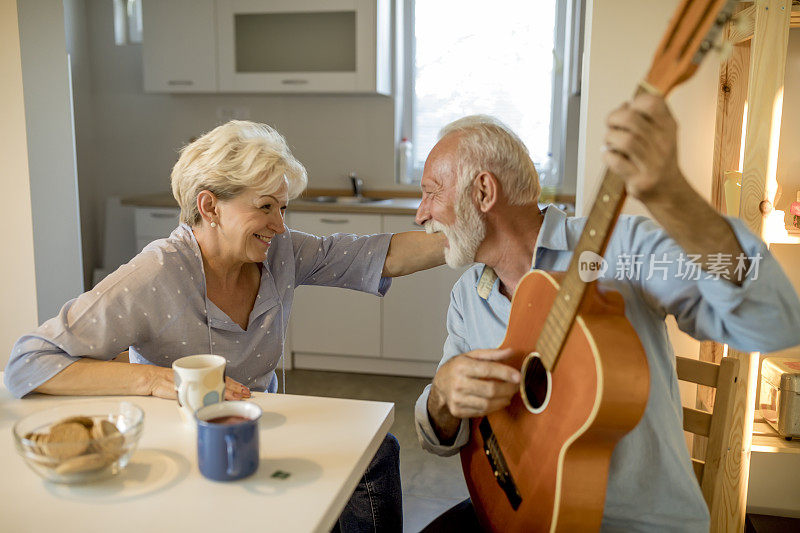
[34,359,250,400]
[382,231,447,277]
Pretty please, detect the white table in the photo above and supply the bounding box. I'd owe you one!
[0,383,394,532]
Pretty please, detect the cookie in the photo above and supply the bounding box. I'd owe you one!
[90,419,124,455]
[24,432,47,455]
[40,422,91,461]
[54,453,109,475]
[61,416,95,429]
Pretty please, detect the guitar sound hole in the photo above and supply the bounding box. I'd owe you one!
[520,353,552,413]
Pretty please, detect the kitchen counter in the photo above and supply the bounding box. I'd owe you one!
[122,192,574,217]
[290,197,422,215]
[121,192,422,215]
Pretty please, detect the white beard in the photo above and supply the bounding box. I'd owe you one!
[425,192,486,268]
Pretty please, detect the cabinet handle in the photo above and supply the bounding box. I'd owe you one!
[320,218,349,224]
[167,80,194,86]
[281,79,309,85]
[150,212,177,219]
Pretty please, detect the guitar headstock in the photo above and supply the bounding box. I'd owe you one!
[644,0,739,96]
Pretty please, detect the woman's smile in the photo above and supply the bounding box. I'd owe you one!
[253,232,272,247]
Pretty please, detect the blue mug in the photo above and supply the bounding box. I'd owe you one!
[195,401,262,481]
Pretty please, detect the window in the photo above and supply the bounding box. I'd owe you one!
[399,0,580,190]
[113,0,142,45]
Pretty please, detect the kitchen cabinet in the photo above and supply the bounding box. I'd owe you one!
[381,215,467,363]
[217,0,390,94]
[141,0,218,93]
[288,212,382,358]
[134,207,180,252]
[141,0,390,94]
[288,211,466,377]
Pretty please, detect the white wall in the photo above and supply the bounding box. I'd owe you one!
[578,0,719,217]
[0,0,39,366]
[17,0,85,320]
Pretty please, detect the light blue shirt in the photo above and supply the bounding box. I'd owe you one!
[5,223,392,398]
[415,206,800,532]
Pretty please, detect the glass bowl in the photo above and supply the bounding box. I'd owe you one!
[13,400,144,484]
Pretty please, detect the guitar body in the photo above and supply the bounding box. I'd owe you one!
[460,270,649,532]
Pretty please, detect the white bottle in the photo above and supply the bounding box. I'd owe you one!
[397,137,413,184]
[538,152,558,186]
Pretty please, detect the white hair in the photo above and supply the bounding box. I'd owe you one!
[171,120,308,225]
[438,115,539,206]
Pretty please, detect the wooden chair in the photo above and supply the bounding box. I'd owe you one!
[676,355,740,526]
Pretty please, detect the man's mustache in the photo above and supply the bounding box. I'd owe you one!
[425,220,447,235]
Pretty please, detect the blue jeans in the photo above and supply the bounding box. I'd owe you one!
[333,434,403,532]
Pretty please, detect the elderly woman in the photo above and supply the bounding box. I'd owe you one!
[5,120,445,532]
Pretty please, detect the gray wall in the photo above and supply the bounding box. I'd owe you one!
[18,0,84,321]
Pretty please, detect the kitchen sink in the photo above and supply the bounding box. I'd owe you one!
[300,196,388,204]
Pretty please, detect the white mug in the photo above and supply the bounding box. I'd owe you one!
[172,354,226,424]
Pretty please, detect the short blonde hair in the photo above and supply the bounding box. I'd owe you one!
[171,120,308,225]
[439,115,539,206]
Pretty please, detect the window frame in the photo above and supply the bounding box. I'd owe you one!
[396,0,582,190]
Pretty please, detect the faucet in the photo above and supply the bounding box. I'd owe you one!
[349,172,364,198]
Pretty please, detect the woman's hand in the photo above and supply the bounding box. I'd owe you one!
[147,366,251,400]
[224,376,251,400]
[147,366,179,399]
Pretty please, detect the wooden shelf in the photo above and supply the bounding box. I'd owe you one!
[752,418,800,454]
[770,227,800,245]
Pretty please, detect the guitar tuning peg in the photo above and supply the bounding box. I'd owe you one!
[714,40,733,61]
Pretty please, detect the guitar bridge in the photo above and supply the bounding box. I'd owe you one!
[479,418,522,510]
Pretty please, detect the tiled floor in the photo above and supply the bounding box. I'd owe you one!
[284,369,469,532]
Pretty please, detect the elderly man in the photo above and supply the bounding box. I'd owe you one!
[413,94,800,532]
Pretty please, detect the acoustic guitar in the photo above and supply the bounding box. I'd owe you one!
[459,1,739,531]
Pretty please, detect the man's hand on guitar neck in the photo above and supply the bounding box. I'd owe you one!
[427,348,521,443]
[603,92,684,203]
[603,93,748,285]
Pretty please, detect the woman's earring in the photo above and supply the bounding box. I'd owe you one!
[210,221,217,228]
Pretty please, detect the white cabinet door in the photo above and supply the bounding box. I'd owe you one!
[215,0,390,94]
[288,212,382,357]
[134,207,180,251]
[381,215,468,362]
[142,0,217,92]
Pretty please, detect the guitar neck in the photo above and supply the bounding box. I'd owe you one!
[537,169,627,370]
